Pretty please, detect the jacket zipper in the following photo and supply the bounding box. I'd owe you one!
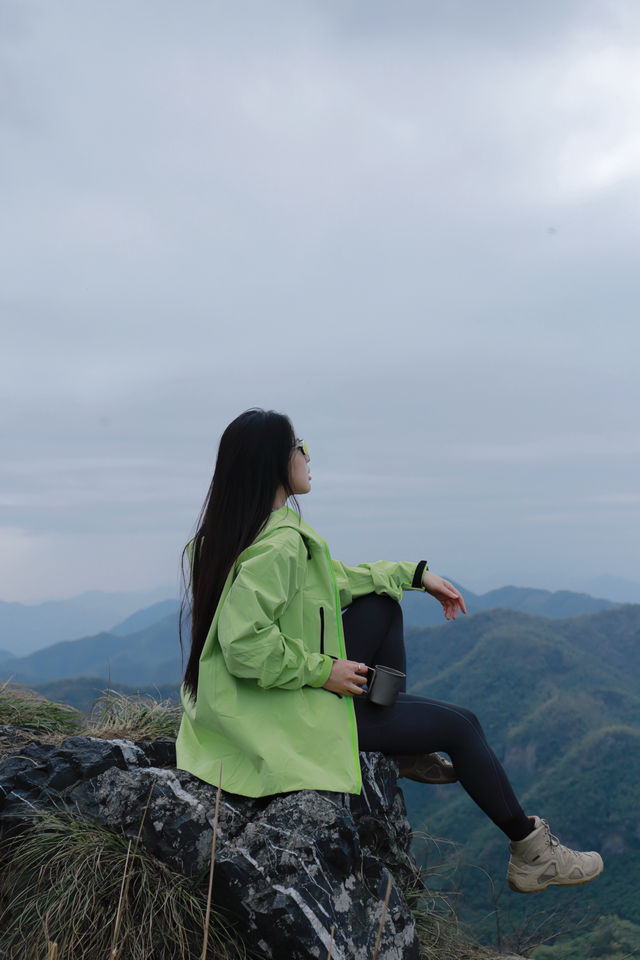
[320,604,342,697]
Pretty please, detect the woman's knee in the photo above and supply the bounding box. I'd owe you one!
[454,704,482,729]
[343,594,402,632]
[348,593,401,617]
[438,703,485,746]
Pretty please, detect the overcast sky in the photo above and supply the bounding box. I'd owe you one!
[2,0,639,604]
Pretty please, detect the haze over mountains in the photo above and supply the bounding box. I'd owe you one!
[400,583,616,628]
[0,587,178,656]
[0,577,634,659]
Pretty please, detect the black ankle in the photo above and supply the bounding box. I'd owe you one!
[501,815,535,842]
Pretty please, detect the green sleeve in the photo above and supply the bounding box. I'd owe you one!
[218,529,332,690]
[330,558,428,608]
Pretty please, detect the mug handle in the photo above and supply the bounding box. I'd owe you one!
[365,666,376,694]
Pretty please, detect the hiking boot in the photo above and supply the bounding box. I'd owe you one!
[393,752,458,784]
[507,816,604,893]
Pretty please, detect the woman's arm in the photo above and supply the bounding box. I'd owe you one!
[330,558,427,607]
[331,556,466,621]
[218,530,332,690]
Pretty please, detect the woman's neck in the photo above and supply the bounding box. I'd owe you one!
[272,485,287,510]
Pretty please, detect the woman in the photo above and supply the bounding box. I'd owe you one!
[176,408,603,895]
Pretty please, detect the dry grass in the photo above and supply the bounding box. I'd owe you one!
[0,681,181,748]
[0,680,82,738]
[399,862,498,960]
[0,808,249,960]
[86,687,182,740]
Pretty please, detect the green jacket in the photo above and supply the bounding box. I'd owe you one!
[176,505,427,797]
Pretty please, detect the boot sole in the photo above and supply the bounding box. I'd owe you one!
[508,862,604,894]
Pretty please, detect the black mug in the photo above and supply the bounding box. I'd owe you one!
[365,664,405,707]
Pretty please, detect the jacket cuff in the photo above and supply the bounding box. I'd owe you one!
[412,560,429,590]
[308,654,334,688]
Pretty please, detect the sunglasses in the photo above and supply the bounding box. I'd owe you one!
[294,438,310,458]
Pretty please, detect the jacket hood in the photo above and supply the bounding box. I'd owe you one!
[255,505,312,542]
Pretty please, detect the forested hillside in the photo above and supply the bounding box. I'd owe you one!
[402,605,640,947]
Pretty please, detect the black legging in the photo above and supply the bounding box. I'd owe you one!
[343,594,531,841]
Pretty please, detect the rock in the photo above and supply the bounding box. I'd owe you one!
[0,732,419,959]
[0,735,176,817]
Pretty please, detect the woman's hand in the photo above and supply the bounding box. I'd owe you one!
[422,571,467,621]
[323,659,369,697]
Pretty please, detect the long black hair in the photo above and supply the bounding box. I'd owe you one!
[179,408,299,702]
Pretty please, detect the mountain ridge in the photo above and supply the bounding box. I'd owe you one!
[0,614,181,687]
[0,582,617,658]
[0,589,178,656]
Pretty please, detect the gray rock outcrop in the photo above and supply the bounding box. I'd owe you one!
[0,730,533,959]
[0,733,420,958]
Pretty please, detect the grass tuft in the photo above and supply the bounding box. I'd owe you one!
[0,680,82,737]
[400,860,497,960]
[86,687,182,740]
[0,808,250,960]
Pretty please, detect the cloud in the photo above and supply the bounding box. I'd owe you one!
[1,0,639,598]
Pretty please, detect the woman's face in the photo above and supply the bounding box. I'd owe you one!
[289,437,311,495]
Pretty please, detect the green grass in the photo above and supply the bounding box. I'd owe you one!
[0,679,82,737]
[0,681,181,743]
[0,808,251,960]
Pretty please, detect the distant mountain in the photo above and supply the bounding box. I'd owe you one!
[0,614,182,687]
[476,585,615,617]
[579,574,640,604]
[0,588,177,656]
[0,583,616,660]
[401,603,640,940]
[0,586,626,692]
[401,582,614,627]
[110,600,180,636]
[0,650,14,661]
